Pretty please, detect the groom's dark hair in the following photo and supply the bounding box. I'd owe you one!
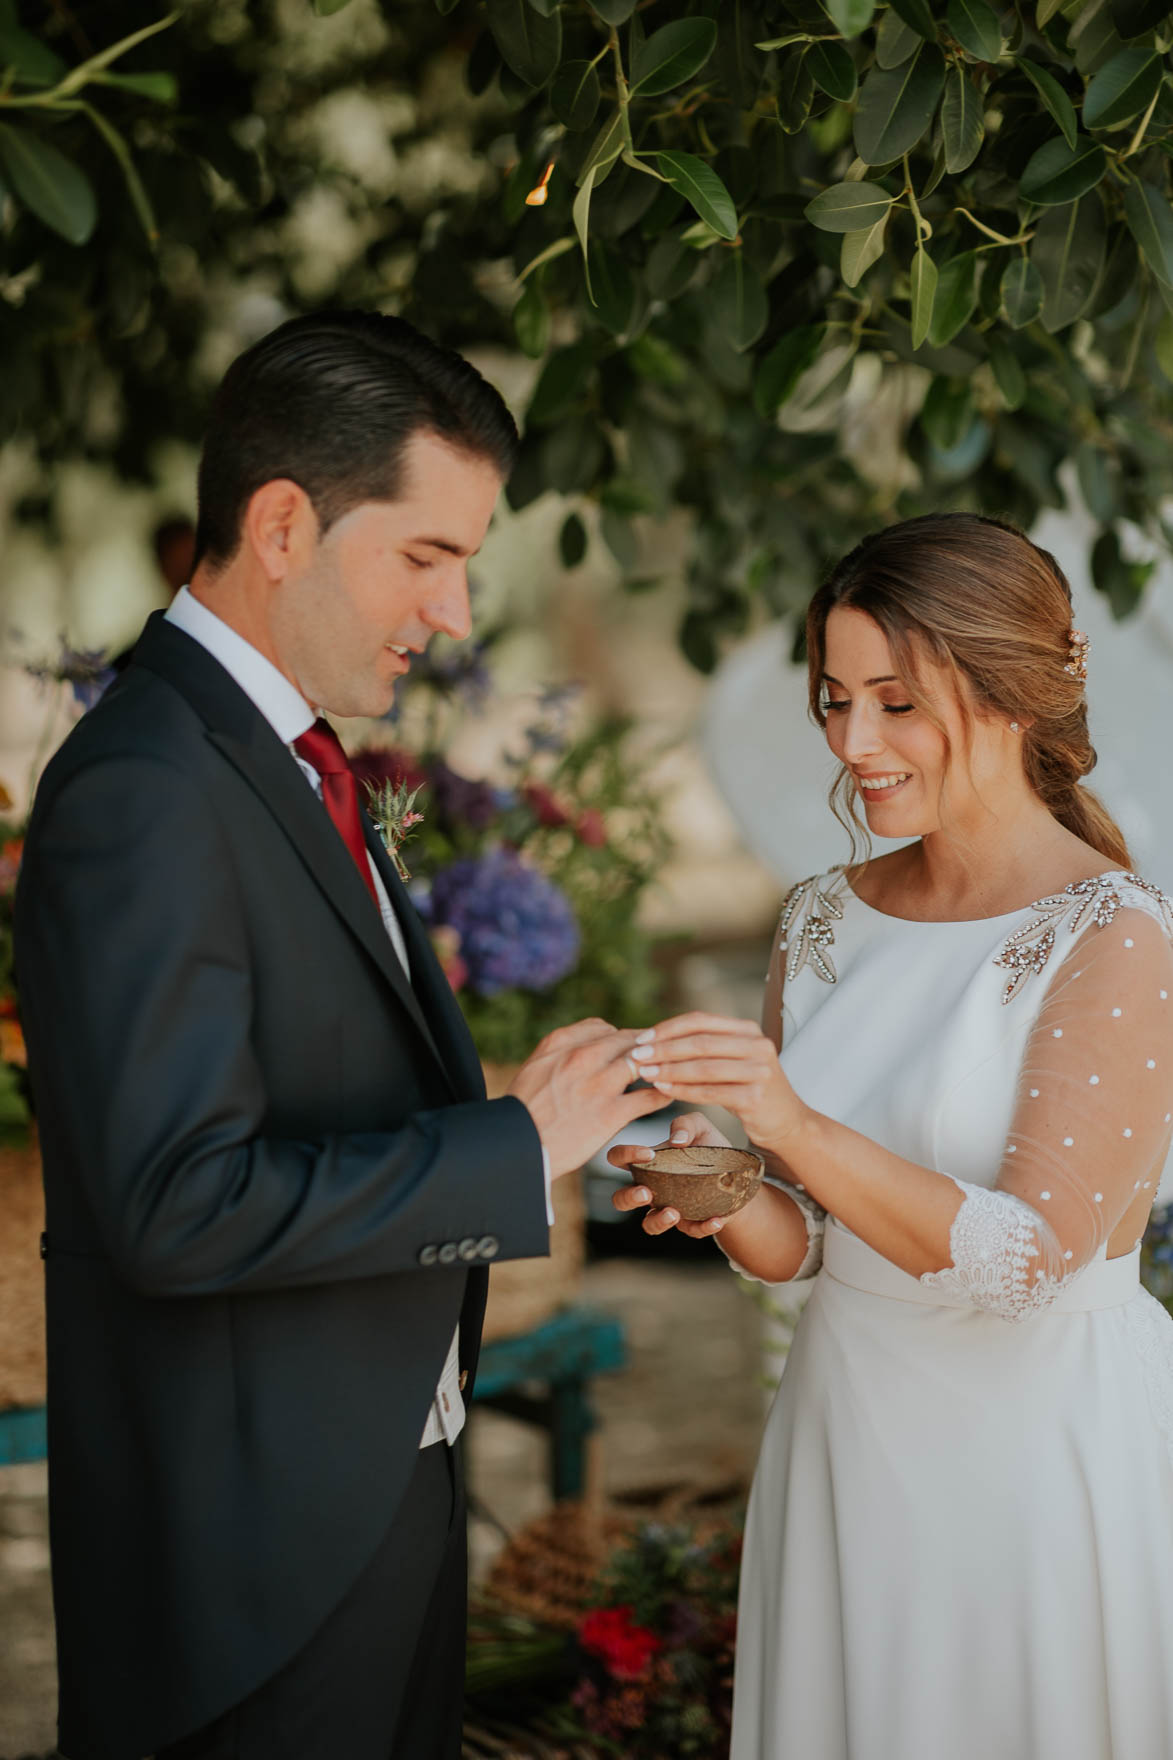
[192,309,519,572]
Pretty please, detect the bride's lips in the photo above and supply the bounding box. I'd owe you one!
[854,771,912,803]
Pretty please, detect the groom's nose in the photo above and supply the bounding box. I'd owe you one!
[422,568,472,642]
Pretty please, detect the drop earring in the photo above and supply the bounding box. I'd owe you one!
[1009,722,1020,733]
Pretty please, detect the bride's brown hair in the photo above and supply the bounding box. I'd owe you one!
[805,512,1130,869]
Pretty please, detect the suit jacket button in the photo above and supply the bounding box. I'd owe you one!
[438,1241,459,1265]
[477,1235,500,1260]
[418,1244,439,1268]
[458,1237,479,1263]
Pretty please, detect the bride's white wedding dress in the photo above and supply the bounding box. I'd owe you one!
[730,867,1173,1760]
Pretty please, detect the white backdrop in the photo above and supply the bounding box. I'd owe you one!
[702,504,1173,894]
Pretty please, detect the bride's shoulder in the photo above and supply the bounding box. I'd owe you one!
[777,865,851,987]
[994,868,1173,1004]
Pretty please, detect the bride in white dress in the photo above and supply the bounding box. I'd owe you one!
[611,513,1173,1760]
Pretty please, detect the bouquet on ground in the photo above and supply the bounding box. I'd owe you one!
[561,1519,741,1757]
[351,688,670,1066]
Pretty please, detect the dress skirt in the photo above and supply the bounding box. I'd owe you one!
[730,1227,1173,1760]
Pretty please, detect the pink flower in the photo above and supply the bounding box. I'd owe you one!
[576,808,607,847]
[523,781,571,828]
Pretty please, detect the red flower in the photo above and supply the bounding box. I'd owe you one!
[575,807,607,847]
[428,925,468,994]
[523,780,572,828]
[348,746,426,793]
[579,1604,661,1681]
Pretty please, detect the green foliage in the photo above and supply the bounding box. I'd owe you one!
[8,0,1173,670]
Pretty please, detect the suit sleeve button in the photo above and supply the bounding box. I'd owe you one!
[458,1237,480,1263]
[477,1235,500,1260]
[418,1244,439,1268]
[39,1232,48,1261]
[438,1241,459,1265]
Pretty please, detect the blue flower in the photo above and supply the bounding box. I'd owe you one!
[424,848,580,996]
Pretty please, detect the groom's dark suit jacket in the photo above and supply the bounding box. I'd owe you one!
[15,615,550,1760]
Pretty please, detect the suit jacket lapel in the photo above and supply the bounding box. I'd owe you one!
[133,616,456,1091]
[362,819,487,1101]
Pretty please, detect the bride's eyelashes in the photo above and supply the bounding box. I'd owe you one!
[822,698,916,716]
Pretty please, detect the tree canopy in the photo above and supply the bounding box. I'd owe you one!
[4,0,1173,665]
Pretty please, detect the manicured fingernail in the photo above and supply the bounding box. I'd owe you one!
[653,1081,672,1093]
[630,1045,656,1062]
[664,1209,679,1223]
[670,1131,687,1143]
[712,1217,725,1231]
[634,1064,659,1078]
[635,1028,656,1044]
[631,1148,654,1161]
[632,1187,651,1203]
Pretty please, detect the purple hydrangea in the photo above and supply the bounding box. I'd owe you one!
[422,847,579,996]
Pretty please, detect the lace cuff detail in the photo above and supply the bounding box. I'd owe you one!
[918,1176,1079,1323]
[725,1180,826,1285]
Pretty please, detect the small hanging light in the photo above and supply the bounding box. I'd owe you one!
[525,161,556,206]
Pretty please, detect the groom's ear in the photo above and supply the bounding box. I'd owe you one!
[244,478,319,582]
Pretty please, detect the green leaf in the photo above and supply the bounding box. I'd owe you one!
[1083,45,1163,130]
[1091,527,1153,618]
[1123,177,1173,286]
[875,10,920,67]
[805,179,893,232]
[1111,0,1171,36]
[528,341,594,425]
[841,212,889,285]
[551,59,601,131]
[928,250,979,345]
[1155,313,1173,383]
[1014,57,1078,151]
[921,377,973,449]
[709,252,769,351]
[808,39,858,101]
[887,0,938,43]
[646,231,700,298]
[560,512,588,568]
[585,240,637,334]
[1019,135,1107,206]
[513,281,549,357]
[825,0,876,36]
[601,507,640,570]
[987,334,1026,409]
[517,235,577,283]
[573,165,596,292]
[777,45,815,133]
[0,122,96,244]
[910,245,938,348]
[589,0,636,21]
[312,0,354,13]
[946,0,1002,62]
[91,69,178,103]
[486,0,562,87]
[579,111,624,187]
[1000,257,1045,327]
[0,23,66,86]
[854,45,946,165]
[942,63,984,173]
[1031,194,1107,331]
[631,18,717,96]
[753,325,826,418]
[1075,441,1119,522]
[1037,0,1066,20]
[654,151,738,240]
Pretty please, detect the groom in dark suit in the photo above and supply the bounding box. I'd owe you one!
[15,311,662,1760]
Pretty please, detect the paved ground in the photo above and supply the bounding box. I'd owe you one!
[0,1254,774,1756]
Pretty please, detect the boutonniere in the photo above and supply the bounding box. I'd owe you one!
[364,778,425,882]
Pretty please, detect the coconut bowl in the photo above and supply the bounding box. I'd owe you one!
[633,1144,764,1221]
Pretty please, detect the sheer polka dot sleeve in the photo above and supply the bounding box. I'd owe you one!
[920,905,1173,1321]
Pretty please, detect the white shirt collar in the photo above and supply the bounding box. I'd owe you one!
[165,585,315,745]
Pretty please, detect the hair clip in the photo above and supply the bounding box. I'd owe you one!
[1063,627,1089,683]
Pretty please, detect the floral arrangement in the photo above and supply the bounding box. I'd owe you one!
[560,1520,741,1757]
[352,682,671,1067]
[1141,1203,1173,1313]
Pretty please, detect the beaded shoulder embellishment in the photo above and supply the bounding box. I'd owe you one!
[778,867,848,986]
[993,871,1173,1005]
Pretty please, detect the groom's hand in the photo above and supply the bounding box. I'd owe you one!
[508,1019,666,1178]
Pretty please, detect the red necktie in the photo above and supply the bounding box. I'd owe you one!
[293,719,379,907]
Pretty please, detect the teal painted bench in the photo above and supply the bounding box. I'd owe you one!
[0,1402,46,1466]
[472,1305,626,1500]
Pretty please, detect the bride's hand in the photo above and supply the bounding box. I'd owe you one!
[609,1112,733,1238]
[628,1013,809,1151]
